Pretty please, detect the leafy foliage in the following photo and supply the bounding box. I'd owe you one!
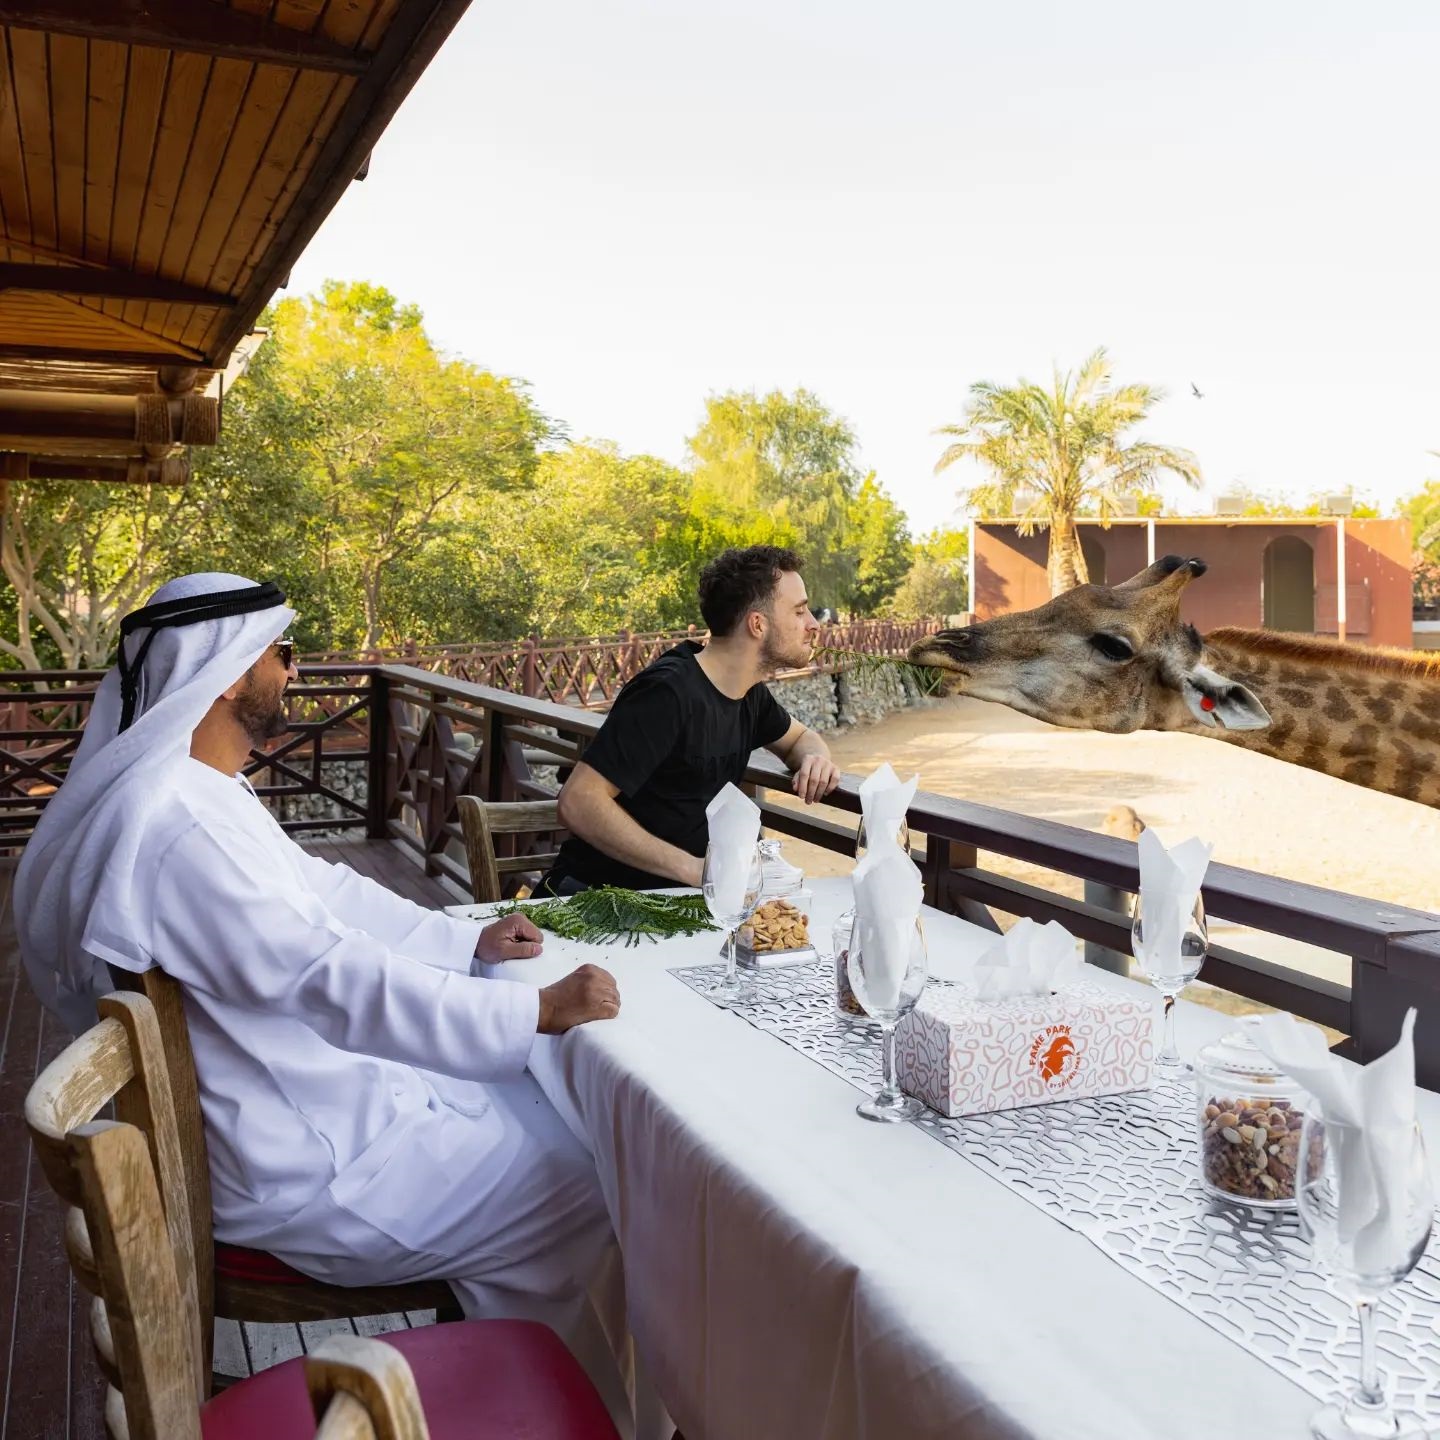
[935,348,1200,595]
[882,526,969,619]
[496,887,717,945]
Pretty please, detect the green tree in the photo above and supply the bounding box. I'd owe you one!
[687,388,862,609]
[1402,470,1440,612]
[263,280,553,649]
[883,526,969,619]
[935,348,1200,595]
[845,473,912,614]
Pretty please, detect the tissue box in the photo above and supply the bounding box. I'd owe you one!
[894,980,1153,1117]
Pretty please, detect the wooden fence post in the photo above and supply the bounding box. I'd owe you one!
[522,636,539,697]
[366,669,391,840]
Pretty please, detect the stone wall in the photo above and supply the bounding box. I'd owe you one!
[769,662,930,735]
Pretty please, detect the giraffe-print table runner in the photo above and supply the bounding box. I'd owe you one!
[670,958,1440,1428]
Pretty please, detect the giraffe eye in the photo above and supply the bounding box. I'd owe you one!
[1089,633,1135,662]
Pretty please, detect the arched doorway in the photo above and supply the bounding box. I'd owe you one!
[1080,532,1107,587]
[1263,536,1315,631]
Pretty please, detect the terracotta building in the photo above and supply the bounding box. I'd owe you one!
[968,517,1414,648]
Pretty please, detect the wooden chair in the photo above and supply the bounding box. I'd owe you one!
[24,991,621,1439]
[106,966,462,1372]
[457,795,561,903]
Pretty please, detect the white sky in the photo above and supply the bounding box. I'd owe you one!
[288,0,1440,536]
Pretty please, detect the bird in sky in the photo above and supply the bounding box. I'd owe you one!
[1190,381,1205,399]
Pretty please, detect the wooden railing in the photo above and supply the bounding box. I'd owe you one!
[367,667,1440,1087]
[4,662,1437,1085]
[302,617,944,708]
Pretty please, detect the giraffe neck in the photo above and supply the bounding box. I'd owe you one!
[1193,628,1440,808]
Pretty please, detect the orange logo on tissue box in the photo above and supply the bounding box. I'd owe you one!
[1030,1024,1081,1090]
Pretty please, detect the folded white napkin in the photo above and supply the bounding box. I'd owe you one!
[1251,1008,1422,1275]
[972,917,1083,1000]
[1136,828,1213,975]
[851,847,924,1011]
[704,783,762,917]
[858,762,919,856]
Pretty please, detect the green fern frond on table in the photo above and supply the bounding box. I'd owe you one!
[813,647,947,697]
[496,888,718,946]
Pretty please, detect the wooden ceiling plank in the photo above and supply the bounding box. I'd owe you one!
[33,292,204,358]
[356,0,404,54]
[49,32,88,264]
[172,63,293,325]
[121,51,210,333]
[3,1,370,74]
[149,55,253,338]
[83,38,127,264]
[207,0,472,365]
[0,32,33,243]
[177,69,338,353]
[10,27,57,251]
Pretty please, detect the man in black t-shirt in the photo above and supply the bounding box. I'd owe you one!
[545,546,842,893]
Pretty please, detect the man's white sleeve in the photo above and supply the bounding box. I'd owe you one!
[288,842,483,972]
[151,823,536,1080]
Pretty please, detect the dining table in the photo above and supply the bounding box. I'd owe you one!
[450,877,1440,1440]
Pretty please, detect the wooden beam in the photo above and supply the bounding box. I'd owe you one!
[208,1,472,365]
[20,454,190,485]
[1,1,370,74]
[0,344,205,366]
[0,264,235,306]
[0,389,217,444]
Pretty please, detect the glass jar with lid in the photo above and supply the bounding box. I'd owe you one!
[757,838,805,899]
[1193,1023,1312,1208]
[831,908,875,1025]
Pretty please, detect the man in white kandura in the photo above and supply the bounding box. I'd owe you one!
[15,573,657,1436]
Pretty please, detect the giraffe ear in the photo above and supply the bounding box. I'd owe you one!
[1182,664,1271,730]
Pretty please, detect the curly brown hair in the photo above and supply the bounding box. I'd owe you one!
[698,545,804,638]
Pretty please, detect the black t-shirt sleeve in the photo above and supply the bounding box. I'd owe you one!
[580,671,685,798]
[752,685,792,748]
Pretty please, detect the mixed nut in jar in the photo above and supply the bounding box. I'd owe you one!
[1193,1026,1312,1208]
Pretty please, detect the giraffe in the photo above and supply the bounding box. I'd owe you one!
[908,555,1440,809]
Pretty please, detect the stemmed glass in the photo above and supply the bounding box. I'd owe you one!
[1130,891,1207,1072]
[1296,1117,1434,1439]
[855,815,911,862]
[847,917,928,1122]
[702,842,763,1008]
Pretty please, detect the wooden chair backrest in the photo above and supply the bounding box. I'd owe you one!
[24,991,207,1437]
[108,965,215,1374]
[26,999,432,1440]
[457,796,561,903]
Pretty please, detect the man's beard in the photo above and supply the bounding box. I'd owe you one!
[234,674,289,744]
[759,631,812,676]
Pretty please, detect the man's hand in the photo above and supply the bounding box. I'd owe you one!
[537,964,620,1033]
[792,754,842,804]
[475,913,544,963]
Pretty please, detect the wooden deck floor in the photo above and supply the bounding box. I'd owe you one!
[0,837,467,1437]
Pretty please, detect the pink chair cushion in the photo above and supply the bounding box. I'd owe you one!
[201,1318,620,1440]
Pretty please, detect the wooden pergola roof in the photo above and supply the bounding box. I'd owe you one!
[0,0,469,482]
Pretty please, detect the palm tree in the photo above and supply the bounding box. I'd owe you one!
[934,348,1201,595]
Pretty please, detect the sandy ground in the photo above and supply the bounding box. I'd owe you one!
[767,696,1440,1030]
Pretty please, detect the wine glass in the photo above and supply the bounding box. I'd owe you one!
[854,815,911,862]
[702,842,763,1008]
[1130,891,1207,1073]
[1296,1116,1434,1439]
[847,916,928,1122]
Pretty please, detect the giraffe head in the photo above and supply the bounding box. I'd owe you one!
[909,555,1272,735]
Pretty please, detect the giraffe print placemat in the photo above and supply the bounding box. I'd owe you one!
[669,957,1440,1427]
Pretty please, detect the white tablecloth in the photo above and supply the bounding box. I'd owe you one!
[451,878,1439,1440]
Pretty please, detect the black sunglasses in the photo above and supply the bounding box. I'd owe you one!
[273,638,295,670]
